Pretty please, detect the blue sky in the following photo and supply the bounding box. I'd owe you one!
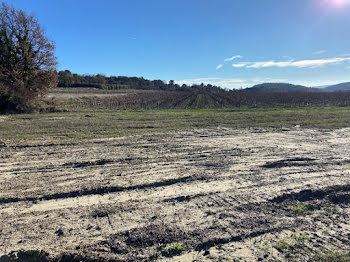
[6,0,350,88]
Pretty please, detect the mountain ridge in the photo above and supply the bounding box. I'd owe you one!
[242,82,350,93]
[242,83,317,93]
[323,82,350,92]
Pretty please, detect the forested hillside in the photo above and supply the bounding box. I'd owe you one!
[324,82,350,92]
[242,83,317,93]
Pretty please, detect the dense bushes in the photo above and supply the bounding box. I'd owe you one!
[0,93,33,113]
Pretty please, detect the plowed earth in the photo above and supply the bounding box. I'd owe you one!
[1,128,350,261]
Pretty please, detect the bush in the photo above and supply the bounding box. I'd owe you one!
[0,94,34,113]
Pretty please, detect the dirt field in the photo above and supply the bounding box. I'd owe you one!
[1,126,350,261]
[47,88,144,100]
[47,88,350,111]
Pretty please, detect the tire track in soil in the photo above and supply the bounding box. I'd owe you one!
[111,183,350,260]
[0,175,207,204]
[1,128,350,261]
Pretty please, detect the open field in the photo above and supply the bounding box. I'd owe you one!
[48,88,350,110]
[3,107,350,144]
[47,88,147,100]
[1,109,350,261]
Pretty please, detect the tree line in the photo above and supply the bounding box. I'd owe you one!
[1,2,225,113]
[58,70,224,93]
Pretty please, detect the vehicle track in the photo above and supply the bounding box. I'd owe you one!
[1,127,350,261]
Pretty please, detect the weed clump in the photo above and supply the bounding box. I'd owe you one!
[292,204,309,214]
[291,232,308,244]
[276,239,290,251]
[161,242,185,257]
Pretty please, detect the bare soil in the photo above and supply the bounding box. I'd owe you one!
[48,88,350,110]
[47,88,145,99]
[1,127,350,261]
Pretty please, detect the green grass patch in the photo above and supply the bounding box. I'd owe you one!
[277,239,290,251]
[2,107,350,145]
[292,204,309,214]
[161,242,184,257]
[291,232,308,243]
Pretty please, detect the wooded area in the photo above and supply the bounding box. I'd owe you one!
[57,70,223,92]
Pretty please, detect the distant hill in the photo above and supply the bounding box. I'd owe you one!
[242,83,317,93]
[323,82,350,92]
[313,85,330,89]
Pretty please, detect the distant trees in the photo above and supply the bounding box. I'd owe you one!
[57,71,224,93]
[58,70,74,87]
[0,2,57,112]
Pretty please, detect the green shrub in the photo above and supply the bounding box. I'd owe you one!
[0,94,34,113]
[292,204,309,214]
[161,242,184,257]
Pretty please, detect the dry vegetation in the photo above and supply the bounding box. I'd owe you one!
[1,126,350,261]
[49,88,350,111]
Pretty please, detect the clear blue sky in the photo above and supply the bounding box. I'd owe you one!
[6,0,350,88]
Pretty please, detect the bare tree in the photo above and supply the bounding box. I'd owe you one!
[0,2,57,112]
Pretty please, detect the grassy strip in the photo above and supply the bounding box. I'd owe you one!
[1,107,350,144]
